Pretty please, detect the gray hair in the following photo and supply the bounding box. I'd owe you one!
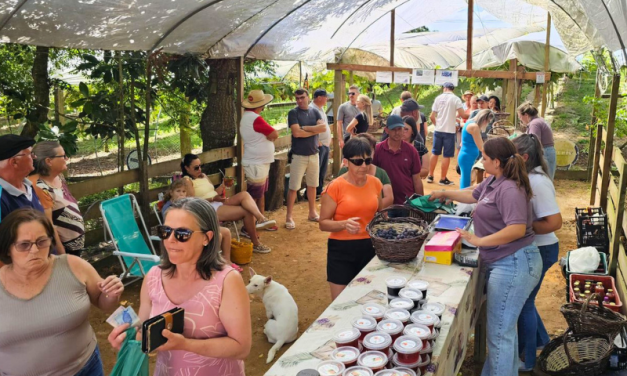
[161,197,225,279]
[474,109,495,128]
[32,141,62,177]
[349,85,360,92]
[512,134,550,176]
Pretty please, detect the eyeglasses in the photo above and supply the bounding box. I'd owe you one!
[348,92,357,96]
[156,225,205,242]
[193,165,201,171]
[14,151,36,159]
[347,157,372,166]
[49,154,69,160]
[14,237,52,252]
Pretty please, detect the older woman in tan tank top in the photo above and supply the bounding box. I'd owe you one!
[0,208,124,376]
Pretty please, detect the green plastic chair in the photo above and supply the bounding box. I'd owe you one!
[100,194,160,285]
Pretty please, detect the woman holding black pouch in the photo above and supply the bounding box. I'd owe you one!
[108,198,250,376]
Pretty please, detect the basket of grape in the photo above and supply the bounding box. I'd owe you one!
[367,205,429,263]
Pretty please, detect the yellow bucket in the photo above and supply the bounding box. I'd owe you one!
[231,239,253,265]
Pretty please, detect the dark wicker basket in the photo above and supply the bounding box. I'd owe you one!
[404,194,445,224]
[367,205,429,263]
[561,293,627,338]
[533,330,613,376]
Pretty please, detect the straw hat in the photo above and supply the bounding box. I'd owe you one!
[463,90,474,98]
[242,90,274,109]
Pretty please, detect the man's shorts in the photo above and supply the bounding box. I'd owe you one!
[243,163,270,199]
[289,154,319,190]
[432,131,456,158]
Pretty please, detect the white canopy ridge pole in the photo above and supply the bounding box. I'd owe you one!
[541,12,551,117]
[390,10,395,82]
[466,0,474,71]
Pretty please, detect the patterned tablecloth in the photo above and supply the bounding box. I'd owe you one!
[265,246,486,376]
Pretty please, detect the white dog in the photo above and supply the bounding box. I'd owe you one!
[246,268,299,363]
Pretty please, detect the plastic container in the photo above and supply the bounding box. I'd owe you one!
[416,354,430,375]
[409,311,439,332]
[361,303,387,322]
[334,328,361,349]
[407,280,429,300]
[384,308,411,324]
[421,302,445,319]
[419,341,432,358]
[353,316,378,346]
[398,288,422,310]
[332,346,361,368]
[392,367,418,376]
[343,366,374,376]
[391,352,428,374]
[386,277,407,297]
[374,369,418,376]
[376,319,405,342]
[569,274,623,312]
[363,332,393,354]
[357,351,389,373]
[403,323,431,348]
[428,329,439,347]
[389,297,414,311]
[317,360,346,376]
[575,207,608,249]
[297,370,321,376]
[393,335,424,364]
[565,250,608,278]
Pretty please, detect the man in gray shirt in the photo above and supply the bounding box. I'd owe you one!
[337,85,360,148]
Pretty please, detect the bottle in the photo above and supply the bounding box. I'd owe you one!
[607,289,616,302]
[604,296,610,306]
[595,283,606,300]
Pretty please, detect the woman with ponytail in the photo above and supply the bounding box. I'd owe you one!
[430,137,541,376]
[513,134,562,371]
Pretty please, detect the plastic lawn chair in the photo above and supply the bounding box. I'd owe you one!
[100,194,160,286]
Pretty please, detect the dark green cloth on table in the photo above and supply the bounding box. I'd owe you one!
[408,194,456,213]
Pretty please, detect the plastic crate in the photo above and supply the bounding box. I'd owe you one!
[568,274,622,312]
[575,207,608,249]
[565,251,608,279]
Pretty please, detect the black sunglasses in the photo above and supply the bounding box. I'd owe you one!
[156,225,205,242]
[348,92,357,96]
[193,165,201,171]
[347,157,372,166]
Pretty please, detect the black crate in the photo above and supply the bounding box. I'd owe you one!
[575,207,608,249]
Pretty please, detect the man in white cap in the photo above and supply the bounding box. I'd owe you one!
[240,89,278,230]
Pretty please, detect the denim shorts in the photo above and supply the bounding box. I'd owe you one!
[432,131,456,157]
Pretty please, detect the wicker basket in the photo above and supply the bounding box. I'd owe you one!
[366,205,429,263]
[533,330,613,376]
[230,239,253,265]
[404,194,443,224]
[560,293,627,338]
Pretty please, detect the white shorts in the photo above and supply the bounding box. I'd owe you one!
[289,154,320,190]
[243,163,271,184]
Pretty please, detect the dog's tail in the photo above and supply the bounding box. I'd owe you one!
[266,339,285,364]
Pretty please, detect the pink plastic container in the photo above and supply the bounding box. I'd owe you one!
[363,332,393,354]
[376,319,405,342]
[393,335,423,365]
[358,351,389,373]
[334,327,361,350]
[384,308,411,324]
[353,316,378,347]
[343,366,374,376]
[332,346,361,368]
[403,323,431,348]
[317,360,346,376]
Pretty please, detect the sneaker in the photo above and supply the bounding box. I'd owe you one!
[265,225,278,231]
[253,244,271,254]
[240,227,250,239]
[426,175,434,183]
[439,177,455,186]
[256,218,277,230]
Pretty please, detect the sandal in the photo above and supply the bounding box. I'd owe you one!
[230,263,244,272]
[285,219,296,230]
[308,216,320,222]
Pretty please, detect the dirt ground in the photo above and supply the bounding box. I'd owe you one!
[91,147,588,376]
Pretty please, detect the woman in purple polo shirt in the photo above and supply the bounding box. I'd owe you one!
[430,137,541,376]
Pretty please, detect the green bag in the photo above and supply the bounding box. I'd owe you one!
[110,327,149,376]
[408,194,456,214]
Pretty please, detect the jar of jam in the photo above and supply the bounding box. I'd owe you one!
[296,370,320,376]
[384,308,411,324]
[352,316,378,347]
[357,351,389,373]
[422,302,445,320]
[428,329,440,346]
[391,352,423,374]
[403,323,431,348]
[573,287,581,294]
[607,289,616,302]
[393,335,424,364]
[386,277,407,297]
[361,303,387,322]
[332,347,361,368]
[373,370,414,376]
[334,328,361,349]
[574,280,581,287]
[389,298,414,311]
[595,283,606,299]
[409,311,439,332]
[317,360,346,376]
[398,289,422,310]
[391,367,417,376]
[343,366,374,376]
[584,289,592,296]
[376,319,405,342]
[419,341,432,359]
[407,280,429,300]
[363,332,393,354]
[415,354,431,375]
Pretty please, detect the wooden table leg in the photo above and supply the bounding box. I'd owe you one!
[474,301,487,364]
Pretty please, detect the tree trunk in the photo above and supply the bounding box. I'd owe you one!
[265,155,287,211]
[199,58,238,173]
[180,100,192,156]
[23,46,50,137]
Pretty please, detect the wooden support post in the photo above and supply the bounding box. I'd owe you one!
[236,56,245,193]
[390,10,395,82]
[299,61,303,88]
[265,155,287,211]
[533,84,541,107]
[349,71,354,86]
[599,74,622,211]
[541,13,551,117]
[332,70,343,175]
[588,73,601,183]
[608,161,627,275]
[590,122,603,205]
[466,0,474,70]
[506,58,518,123]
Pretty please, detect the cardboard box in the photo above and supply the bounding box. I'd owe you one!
[424,250,454,265]
[425,231,462,252]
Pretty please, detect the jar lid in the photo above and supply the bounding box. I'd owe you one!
[393,335,424,354]
[385,276,407,288]
[352,316,377,331]
[410,310,439,325]
[398,288,422,301]
[358,351,388,368]
[361,303,386,318]
[332,347,361,364]
[391,352,422,368]
[297,369,321,376]
[317,360,346,376]
[407,280,429,291]
[363,331,392,350]
[392,367,417,376]
[376,319,404,335]
[384,308,410,322]
[422,302,445,316]
[403,323,431,339]
[343,366,374,376]
[373,370,413,376]
[334,327,361,343]
[389,298,414,310]
[419,340,432,354]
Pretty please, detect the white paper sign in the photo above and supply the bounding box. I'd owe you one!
[393,72,410,84]
[376,71,392,83]
[536,72,545,84]
[435,70,459,86]
[411,69,435,85]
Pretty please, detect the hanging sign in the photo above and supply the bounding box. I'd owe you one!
[411,69,435,85]
[394,71,411,84]
[435,70,459,86]
[536,72,546,84]
[376,71,392,83]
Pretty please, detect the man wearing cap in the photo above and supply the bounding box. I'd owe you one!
[428,82,467,186]
[373,115,423,205]
[337,85,360,148]
[400,98,428,143]
[0,135,45,222]
[310,89,331,196]
[240,90,278,221]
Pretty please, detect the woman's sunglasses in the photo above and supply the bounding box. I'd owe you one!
[347,158,372,166]
[192,165,201,171]
[156,225,205,242]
